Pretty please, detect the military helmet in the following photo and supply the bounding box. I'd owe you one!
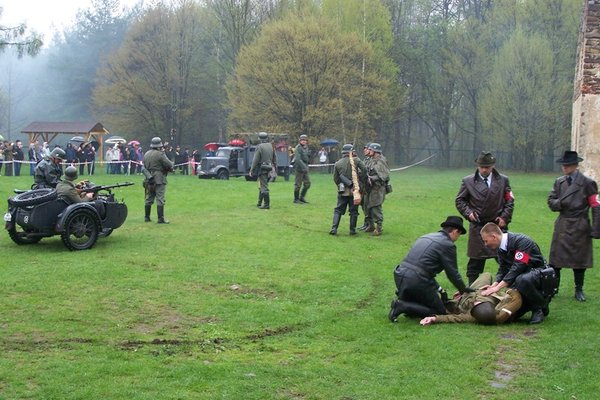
[64,165,78,181]
[299,134,308,141]
[363,143,371,149]
[150,137,163,148]
[470,302,496,325]
[50,147,66,160]
[368,143,382,153]
[342,144,354,154]
[258,132,269,141]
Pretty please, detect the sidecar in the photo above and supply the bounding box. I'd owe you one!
[4,188,129,251]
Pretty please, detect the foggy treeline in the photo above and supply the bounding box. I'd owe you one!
[0,0,583,170]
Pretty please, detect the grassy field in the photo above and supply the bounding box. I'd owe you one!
[0,167,598,399]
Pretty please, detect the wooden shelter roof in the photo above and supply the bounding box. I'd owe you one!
[21,121,110,161]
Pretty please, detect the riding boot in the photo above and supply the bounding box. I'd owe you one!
[574,268,586,302]
[259,193,270,209]
[257,192,264,208]
[389,299,433,320]
[329,213,341,235]
[157,205,169,224]
[144,205,152,222]
[299,187,309,203]
[349,215,358,235]
[293,189,301,204]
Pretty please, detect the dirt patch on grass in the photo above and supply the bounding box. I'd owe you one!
[485,328,540,394]
[246,325,297,340]
[355,277,383,309]
[119,337,228,352]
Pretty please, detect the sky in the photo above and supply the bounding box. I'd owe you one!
[1,0,140,46]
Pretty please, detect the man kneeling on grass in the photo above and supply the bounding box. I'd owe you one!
[389,216,475,321]
[419,272,522,325]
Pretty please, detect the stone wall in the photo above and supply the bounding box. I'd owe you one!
[572,0,600,181]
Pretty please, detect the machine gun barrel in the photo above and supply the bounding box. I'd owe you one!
[80,182,135,193]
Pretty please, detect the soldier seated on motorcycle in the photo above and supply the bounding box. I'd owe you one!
[32,147,66,189]
[56,166,95,204]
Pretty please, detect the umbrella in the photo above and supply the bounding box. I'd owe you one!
[320,138,339,147]
[228,139,245,147]
[0,134,4,141]
[70,136,85,142]
[203,142,220,152]
[105,136,126,144]
[128,140,140,146]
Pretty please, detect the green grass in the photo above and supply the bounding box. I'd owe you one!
[0,167,598,399]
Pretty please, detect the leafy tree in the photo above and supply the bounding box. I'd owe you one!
[480,29,554,171]
[0,8,42,58]
[226,13,391,143]
[93,0,217,146]
[322,0,399,147]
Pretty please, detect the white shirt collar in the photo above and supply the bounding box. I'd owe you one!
[500,233,508,251]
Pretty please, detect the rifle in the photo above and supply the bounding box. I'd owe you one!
[78,181,135,194]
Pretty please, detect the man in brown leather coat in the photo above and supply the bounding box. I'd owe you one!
[548,150,600,302]
[455,151,514,284]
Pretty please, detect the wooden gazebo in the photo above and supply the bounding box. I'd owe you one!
[21,121,110,161]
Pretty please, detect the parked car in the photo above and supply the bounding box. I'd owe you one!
[4,182,133,251]
[196,133,291,181]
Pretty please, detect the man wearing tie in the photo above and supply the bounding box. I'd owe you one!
[455,151,515,284]
[548,150,600,302]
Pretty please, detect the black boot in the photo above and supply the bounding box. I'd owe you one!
[349,215,358,235]
[259,193,270,209]
[256,192,264,208]
[299,187,309,203]
[529,309,544,324]
[144,205,152,222]
[329,213,341,235]
[389,299,432,320]
[574,268,586,302]
[358,219,369,231]
[157,205,169,224]
[293,189,301,204]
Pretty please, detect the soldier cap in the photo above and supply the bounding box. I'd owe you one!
[150,137,164,149]
[50,147,66,160]
[299,134,308,141]
[368,143,382,153]
[64,165,78,181]
[258,132,269,142]
[342,144,354,154]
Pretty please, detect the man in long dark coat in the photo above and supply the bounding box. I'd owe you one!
[455,151,514,284]
[548,150,600,302]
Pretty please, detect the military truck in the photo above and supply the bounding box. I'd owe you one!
[196,133,291,181]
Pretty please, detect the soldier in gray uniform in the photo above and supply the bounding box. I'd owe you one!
[548,150,600,302]
[293,134,311,204]
[32,147,65,189]
[330,144,367,235]
[143,137,174,224]
[364,143,389,236]
[358,143,372,231]
[250,132,275,209]
[56,166,95,203]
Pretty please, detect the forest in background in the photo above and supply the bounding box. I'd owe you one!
[0,0,583,170]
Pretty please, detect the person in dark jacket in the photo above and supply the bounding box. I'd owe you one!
[455,151,514,284]
[479,223,549,324]
[33,148,65,189]
[389,216,473,321]
[547,150,600,302]
[13,140,24,176]
[250,132,275,209]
